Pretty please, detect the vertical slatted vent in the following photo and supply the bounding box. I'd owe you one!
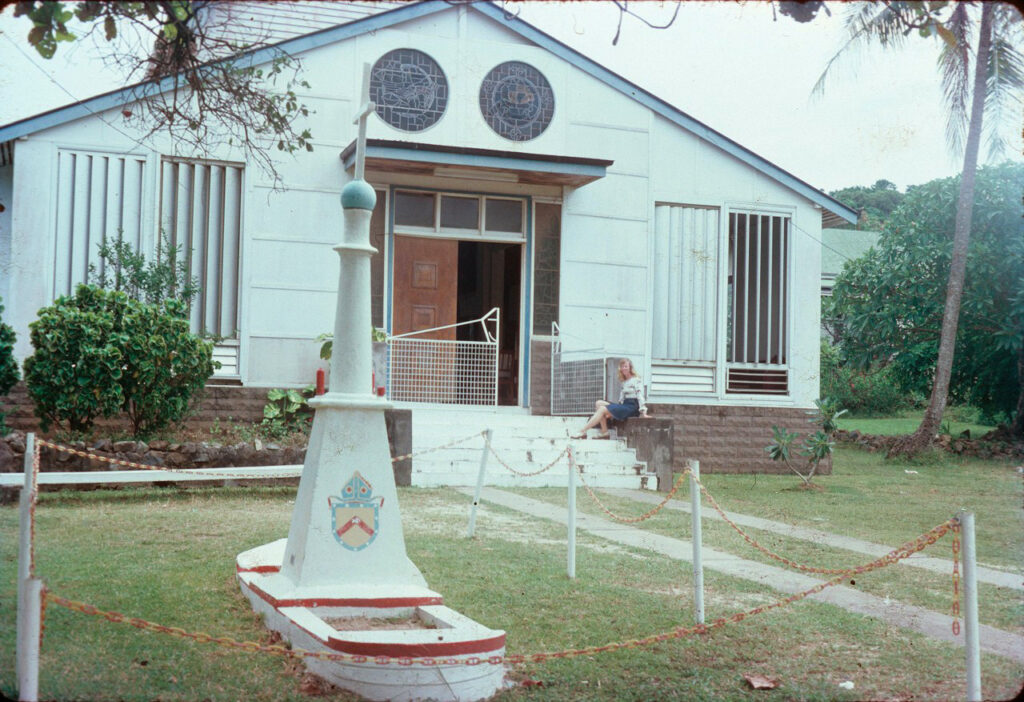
[652,204,720,363]
[52,150,149,297]
[159,158,243,340]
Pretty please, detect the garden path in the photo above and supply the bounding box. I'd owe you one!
[461,486,1024,663]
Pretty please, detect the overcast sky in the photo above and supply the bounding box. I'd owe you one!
[1,1,1019,193]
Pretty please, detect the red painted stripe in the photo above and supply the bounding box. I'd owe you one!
[244,580,443,609]
[237,564,281,574]
[324,634,507,658]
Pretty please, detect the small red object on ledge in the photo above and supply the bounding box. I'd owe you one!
[315,368,325,396]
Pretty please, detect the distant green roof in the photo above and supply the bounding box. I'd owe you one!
[821,228,881,277]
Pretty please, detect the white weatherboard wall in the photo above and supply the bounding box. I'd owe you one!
[3,4,826,408]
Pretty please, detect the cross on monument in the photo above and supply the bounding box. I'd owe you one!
[352,62,376,182]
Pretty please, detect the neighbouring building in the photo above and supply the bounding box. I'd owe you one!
[0,1,858,472]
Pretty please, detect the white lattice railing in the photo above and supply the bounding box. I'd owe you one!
[387,308,500,405]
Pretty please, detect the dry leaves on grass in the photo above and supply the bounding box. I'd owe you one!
[743,673,779,689]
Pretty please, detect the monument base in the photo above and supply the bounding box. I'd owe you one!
[238,539,507,702]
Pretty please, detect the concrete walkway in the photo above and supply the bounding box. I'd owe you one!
[605,488,1024,592]
[461,487,1024,663]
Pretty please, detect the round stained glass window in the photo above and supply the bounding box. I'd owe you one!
[370,49,448,132]
[479,61,554,141]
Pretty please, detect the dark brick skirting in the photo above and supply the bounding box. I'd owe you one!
[0,382,269,434]
[648,403,831,476]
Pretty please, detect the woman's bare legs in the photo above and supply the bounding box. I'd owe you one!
[573,400,611,437]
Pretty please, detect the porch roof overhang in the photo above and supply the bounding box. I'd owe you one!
[340,139,612,187]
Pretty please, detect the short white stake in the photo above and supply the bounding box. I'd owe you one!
[959,510,981,701]
[17,433,40,702]
[466,429,493,538]
[689,459,704,624]
[567,447,576,579]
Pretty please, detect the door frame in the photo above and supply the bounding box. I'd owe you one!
[382,184,533,407]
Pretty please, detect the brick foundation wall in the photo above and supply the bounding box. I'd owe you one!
[529,339,551,415]
[648,403,832,475]
[1,382,271,434]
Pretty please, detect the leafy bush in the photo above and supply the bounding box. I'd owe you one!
[89,232,199,307]
[24,285,215,435]
[820,341,912,416]
[0,297,21,435]
[260,385,315,439]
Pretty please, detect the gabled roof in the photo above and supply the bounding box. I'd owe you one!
[0,0,857,223]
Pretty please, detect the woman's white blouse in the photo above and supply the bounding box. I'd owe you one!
[619,376,647,414]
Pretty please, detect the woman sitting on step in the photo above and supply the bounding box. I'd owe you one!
[572,358,648,439]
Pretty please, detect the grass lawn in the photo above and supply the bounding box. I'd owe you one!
[1,446,1022,701]
[837,409,998,438]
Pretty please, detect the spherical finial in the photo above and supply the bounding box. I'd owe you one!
[341,179,377,210]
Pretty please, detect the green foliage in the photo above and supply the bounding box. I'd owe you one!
[24,285,215,435]
[24,286,126,432]
[820,340,913,416]
[260,385,314,439]
[765,399,842,486]
[828,179,905,231]
[118,298,216,436]
[318,327,389,360]
[89,233,199,308]
[0,298,21,435]
[806,397,848,436]
[826,162,1024,429]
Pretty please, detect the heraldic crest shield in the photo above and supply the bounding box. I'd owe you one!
[328,472,384,551]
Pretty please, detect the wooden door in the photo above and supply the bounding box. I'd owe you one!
[391,236,458,402]
[392,236,458,339]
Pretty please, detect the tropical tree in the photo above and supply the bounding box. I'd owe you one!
[784,1,1024,455]
[828,179,905,230]
[827,162,1024,436]
[11,1,313,181]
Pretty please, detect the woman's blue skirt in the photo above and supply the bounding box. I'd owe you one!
[606,398,639,421]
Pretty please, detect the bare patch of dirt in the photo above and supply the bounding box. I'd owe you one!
[325,613,437,631]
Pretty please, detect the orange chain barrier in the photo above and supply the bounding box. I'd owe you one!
[40,517,957,668]
[573,462,690,524]
[690,471,876,576]
[951,518,961,636]
[488,443,568,477]
[34,431,485,481]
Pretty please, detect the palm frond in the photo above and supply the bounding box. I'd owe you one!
[812,2,908,99]
[938,2,972,156]
[982,5,1024,160]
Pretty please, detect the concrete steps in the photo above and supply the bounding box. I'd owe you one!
[406,407,653,489]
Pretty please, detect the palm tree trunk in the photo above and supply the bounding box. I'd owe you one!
[1012,342,1024,439]
[890,2,994,457]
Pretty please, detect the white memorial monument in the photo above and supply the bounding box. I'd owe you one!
[237,66,506,702]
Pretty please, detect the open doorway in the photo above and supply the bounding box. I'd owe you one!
[390,235,522,406]
[457,241,521,405]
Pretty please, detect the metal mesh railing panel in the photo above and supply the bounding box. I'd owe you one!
[551,351,606,415]
[388,338,497,405]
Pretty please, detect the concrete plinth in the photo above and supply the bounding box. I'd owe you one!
[238,540,506,702]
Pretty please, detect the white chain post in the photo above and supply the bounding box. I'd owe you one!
[17,433,40,702]
[467,430,492,538]
[567,447,576,579]
[958,510,981,701]
[689,459,704,624]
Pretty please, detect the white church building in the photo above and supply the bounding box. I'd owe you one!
[0,1,857,472]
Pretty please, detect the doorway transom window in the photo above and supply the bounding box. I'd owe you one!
[393,189,525,242]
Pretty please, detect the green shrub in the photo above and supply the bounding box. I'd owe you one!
[0,297,20,435]
[260,385,315,439]
[24,285,215,436]
[24,287,125,432]
[820,341,911,416]
[89,232,199,307]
